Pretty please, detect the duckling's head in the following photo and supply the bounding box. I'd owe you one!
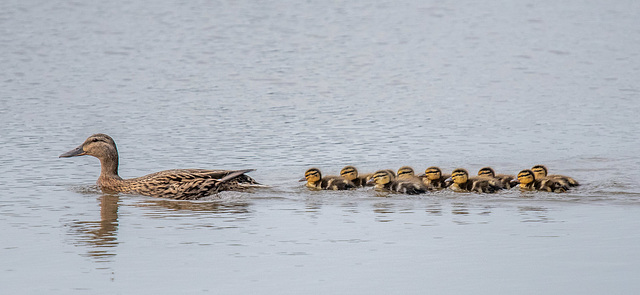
[370,170,393,186]
[396,166,415,179]
[301,168,322,183]
[477,167,496,178]
[531,165,548,179]
[451,168,469,184]
[340,166,358,181]
[60,133,118,160]
[517,169,536,185]
[424,166,442,181]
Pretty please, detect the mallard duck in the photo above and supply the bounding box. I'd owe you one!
[339,166,372,187]
[477,166,516,189]
[515,169,568,193]
[369,169,428,195]
[419,166,452,189]
[447,168,502,193]
[531,165,579,187]
[59,134,260,200]
[300,168,355,190]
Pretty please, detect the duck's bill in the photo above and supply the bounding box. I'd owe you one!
[59,146,85,158]
[298,177,307,182]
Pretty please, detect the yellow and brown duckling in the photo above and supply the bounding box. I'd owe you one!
[396,166,427,184]
[340,166,373,187]
[515,169,568,193]
[300,168,355,190]
[419,166,452,189]
[59,134,260,200]
[448,168,503,193]
[531,165,579,187]
[368,169,428,195]
[477,167,516,189]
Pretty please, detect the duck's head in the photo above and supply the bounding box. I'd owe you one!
[396,166,415,179]
[477,167,496,178]
[424,166,442,181]
[531,165,548,179]
[369,170,393,187]
[516,169,536,185]
[300,168,322,183]
[60,133,118,160]
[340,166,358,181]
[450,168,469,184]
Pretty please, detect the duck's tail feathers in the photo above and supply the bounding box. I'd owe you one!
[219,169,256,183]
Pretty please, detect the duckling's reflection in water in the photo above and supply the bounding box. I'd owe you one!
[519,206,553,223]
[67,194,119,262]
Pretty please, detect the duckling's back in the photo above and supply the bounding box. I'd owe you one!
[321,176,356,190]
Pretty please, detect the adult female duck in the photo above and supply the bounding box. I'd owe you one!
[60,134,259,200]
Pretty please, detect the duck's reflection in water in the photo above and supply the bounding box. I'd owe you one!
[67,194,119,263]
[136,199,252,216]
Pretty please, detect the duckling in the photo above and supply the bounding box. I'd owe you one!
[396,166,415,179]
[340,166,373,187]
[396,166,426,182]
[369,169,428,195]
[419,166,452,189]
[448,168,502,193]
[515,169,568,193]
[477,166,516,189]
[300,168,355,190]
[59,134,260,200]
[531,165,579,187]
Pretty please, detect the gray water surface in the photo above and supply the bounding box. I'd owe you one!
[2,0,640,294]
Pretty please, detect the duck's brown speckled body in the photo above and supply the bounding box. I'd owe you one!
[60,134,259,200]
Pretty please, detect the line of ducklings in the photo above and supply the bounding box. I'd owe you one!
[301,165,579,194]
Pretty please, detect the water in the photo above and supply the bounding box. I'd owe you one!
[2,0,640,293]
